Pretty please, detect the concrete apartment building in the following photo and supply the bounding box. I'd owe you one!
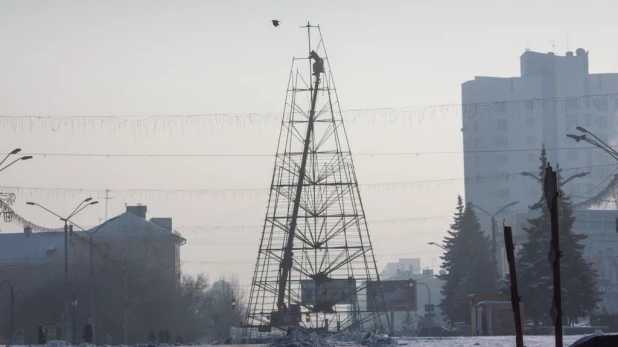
[461,48,618,273]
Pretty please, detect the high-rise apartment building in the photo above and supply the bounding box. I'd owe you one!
[462,49,618,273]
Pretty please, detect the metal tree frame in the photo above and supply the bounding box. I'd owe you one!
[244,23,389,337]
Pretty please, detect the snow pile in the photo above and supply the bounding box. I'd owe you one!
[326,331,364,344]
[360,332,395,347]
[269,327,332,347]
[326,331,395,347]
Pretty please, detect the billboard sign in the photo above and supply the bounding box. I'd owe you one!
[367,280,416,311]
[300,279,357,306]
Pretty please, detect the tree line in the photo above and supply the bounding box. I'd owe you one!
[438,147,600,327]
[1,256,245,344]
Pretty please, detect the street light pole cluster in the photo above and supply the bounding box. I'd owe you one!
[470,201,519,284]
[26,198,99,343]
[567,126,618,160]
[0,148,32,173]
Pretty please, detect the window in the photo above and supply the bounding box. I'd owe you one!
[567,150,579,160]
[566,115,578,127]
[595,117,608,127]
[495,102,506,112]
[497,119,507,131]
[526,136,537,146]
[566,98,579,111]
[527,152,535,162]
[497,189,510,198]
[525,118,535,129]
[497,154,509,164]
[497,171,509,181]
[595,97,609,111]
[496,136,508,146]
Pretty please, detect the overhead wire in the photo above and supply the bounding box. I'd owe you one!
[0,162,611,199]
[4,145,618,158]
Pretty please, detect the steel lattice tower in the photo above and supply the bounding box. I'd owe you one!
[244,24,389,337]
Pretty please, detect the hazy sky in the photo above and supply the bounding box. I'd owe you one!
[2,0,618,284]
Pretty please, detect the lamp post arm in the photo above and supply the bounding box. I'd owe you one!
[0,158,23,173]
[562,174,584,187]
[471,204,492,219]
[520,172,542,183]
[585,131,618,157]
[31,203,65,221]
[68,201,88,221]
[583,137,618,161]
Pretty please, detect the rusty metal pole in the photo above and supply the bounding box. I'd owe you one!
[504,225,524,347]
[544,163,563,347]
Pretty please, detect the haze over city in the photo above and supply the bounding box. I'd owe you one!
[2,1,618,345]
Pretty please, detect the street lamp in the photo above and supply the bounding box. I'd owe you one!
[123,239,150,345]
[520,171,590,186]
[0,148,32,173]
[1,280,15,341]
[26,198,98,286]
[26,198,98,342]
[427,242,446,251]
[231,298,237,309]
[567,126,618,161]
[71,292,78,344]
[470,201,519,289]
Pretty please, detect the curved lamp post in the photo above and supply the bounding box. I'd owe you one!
[470,201,519,287]
[26,198,98,342]
[427,242,446,251]
[0,148,32,173]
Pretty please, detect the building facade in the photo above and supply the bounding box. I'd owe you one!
[0,205,185,343]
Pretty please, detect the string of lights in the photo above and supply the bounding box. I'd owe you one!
[2,93,617,131]
[0,162,608,200]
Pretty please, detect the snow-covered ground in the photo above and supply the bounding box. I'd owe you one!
[0,335,592,347]
[395,335,585,346]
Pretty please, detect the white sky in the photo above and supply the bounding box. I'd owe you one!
[2,0,618,285]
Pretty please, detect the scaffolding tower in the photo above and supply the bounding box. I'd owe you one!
[244,23,390,338]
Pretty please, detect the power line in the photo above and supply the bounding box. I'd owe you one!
[4,145,617,158]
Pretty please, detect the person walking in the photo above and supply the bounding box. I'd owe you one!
[82,321,93,343]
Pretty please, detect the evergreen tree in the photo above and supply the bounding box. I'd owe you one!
[438,196,498,326]
[508,147,600,325]
[438,196,467,326]
[459,203,499,296]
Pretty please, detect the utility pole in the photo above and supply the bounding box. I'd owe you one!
[504,225,524,347]
[103,189,115,220]
[471,201,519,288]
[124,264,128,346]
[544,163,563,347]
[0,281,14,341]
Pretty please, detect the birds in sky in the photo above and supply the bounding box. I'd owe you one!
[272,20,280,27]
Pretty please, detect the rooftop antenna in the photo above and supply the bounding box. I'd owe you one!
[525,40,530,51]
[550,39,556,53]
[101,188,115,220]
[566,31,570,52]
